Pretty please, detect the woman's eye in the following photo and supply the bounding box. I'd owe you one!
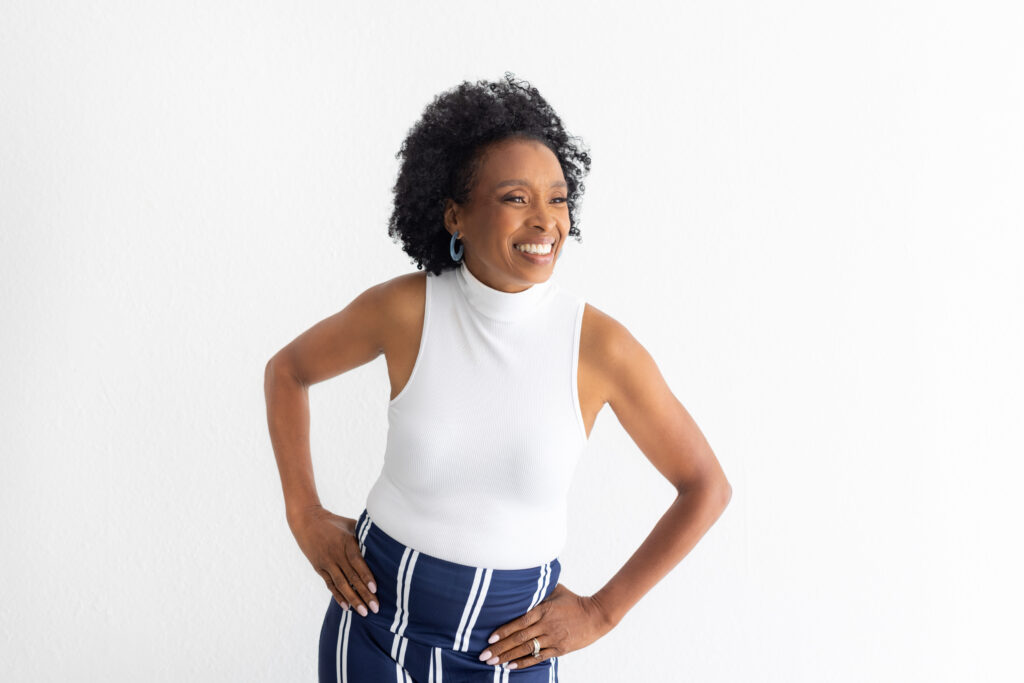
[505,196,568,204]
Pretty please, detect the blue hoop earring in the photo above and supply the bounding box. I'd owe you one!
[450,230,464,262]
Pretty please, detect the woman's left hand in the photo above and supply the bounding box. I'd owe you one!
[477,582,616,671]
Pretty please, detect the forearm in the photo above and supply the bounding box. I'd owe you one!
[264,359,323,526]
[590,482,731,627]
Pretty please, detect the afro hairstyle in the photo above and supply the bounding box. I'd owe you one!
[387,71,592,275]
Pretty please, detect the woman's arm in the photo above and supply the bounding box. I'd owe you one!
[263,281,398,616]
[583,305,733,628]
[263,282,387,526]
[263,360,321,526]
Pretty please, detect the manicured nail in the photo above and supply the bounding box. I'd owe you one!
[478,650,492,662]
[357,605,368,617]
[369,600,379,613]
[368,581,376,594]
[508,663,517,669]
[486,656,499,665]
[340,601,348,610]
[488,633,499,644]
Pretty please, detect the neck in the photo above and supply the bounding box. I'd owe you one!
[456,261,554,322]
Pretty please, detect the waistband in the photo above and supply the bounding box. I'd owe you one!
[353,507,561,654]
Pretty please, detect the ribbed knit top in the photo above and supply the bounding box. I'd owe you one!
[364,261,589,569]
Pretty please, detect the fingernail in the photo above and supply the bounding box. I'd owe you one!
[486,656,499,665]
[508,663,518,669]
[368,581,376,594]
[340,601,348,610]
[478,650,492,662]
[369,600,379,613]
[488,634,499,644]
[357,605,368,617]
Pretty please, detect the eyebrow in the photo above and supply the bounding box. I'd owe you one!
[494,178,568,190]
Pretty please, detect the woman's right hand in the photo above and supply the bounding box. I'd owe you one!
[289,506,379,616]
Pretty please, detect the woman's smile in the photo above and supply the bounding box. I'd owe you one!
[513,240,556,264]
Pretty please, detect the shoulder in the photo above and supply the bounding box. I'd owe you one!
[267,271,429,385]
[376,268,428,318]
[580,302,653,407]
[331,270,428,347]
[377,269,428,300]
[580,302,639,364]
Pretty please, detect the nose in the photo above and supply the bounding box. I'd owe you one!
[530,203,560,233]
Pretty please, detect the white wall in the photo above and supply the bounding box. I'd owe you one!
[2,1,1021,680]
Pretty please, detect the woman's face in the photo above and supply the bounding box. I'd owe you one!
[444,137,569,293]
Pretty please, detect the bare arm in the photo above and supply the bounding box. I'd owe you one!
[262,361,321,527]
[585,305,733,628]
[262,280,397,616]
[473,306,734,671]
[263,281,388,526]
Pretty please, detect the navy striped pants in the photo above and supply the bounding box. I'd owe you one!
[319,508,562,682]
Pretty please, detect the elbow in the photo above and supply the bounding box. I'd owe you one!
[675,475,732,509]
[264,355,291,388]
[717,480,733,508]
[707,472,732,508]
[264,356,279,385]
[265,353,307,389]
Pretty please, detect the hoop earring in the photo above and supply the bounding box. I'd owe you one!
[450,230,464,262]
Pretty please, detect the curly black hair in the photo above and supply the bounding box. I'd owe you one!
[387,72,592,275]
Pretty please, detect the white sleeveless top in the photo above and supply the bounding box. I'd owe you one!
[364,261,589,569]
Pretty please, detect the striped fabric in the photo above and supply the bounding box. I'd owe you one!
[319,509,562,682]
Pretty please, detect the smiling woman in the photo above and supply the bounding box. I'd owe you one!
[442,136,571,278]
[264,71,731,682]
[383,71,591,281]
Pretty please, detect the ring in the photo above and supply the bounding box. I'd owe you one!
[531,637,541,658]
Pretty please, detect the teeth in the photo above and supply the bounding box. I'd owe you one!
[515,243,552,255]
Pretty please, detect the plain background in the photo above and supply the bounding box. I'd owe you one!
[2,1,1022,681]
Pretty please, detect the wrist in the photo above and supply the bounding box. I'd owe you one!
[286,501,324,529]
[588,592,621,631]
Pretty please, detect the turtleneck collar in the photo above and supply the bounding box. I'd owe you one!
[455,261,555,322]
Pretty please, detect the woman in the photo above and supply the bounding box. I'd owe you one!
[264,72,732,681]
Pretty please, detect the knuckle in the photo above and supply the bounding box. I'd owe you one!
[349,578,368,598]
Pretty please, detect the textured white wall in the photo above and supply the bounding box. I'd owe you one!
[2,1,1021,681]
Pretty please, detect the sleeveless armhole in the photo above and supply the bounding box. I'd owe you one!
[571,298,588,442]
[388,272,432,407]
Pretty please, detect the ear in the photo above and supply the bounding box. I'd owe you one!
[443,198,459,236]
